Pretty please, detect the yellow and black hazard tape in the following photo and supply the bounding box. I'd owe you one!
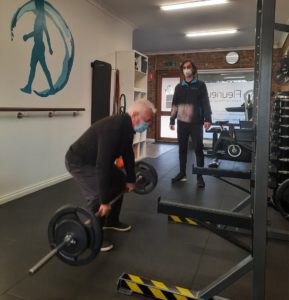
[117,273,198,300]
[168,215,199,226]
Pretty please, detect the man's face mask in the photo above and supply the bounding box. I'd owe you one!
[183,69,193,78]
[134,121,149,133]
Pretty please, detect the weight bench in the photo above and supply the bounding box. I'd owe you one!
[193,164,251,180]
[193,161,251,194]
[191,162,289,242]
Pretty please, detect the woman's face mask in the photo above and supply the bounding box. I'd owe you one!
[183,69,193,78]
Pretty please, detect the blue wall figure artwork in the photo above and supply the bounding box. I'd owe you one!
[11,0,75,97]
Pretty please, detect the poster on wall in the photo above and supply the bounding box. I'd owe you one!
[10,0,74,98]
[206,81,254,124]
[161,77,180,112]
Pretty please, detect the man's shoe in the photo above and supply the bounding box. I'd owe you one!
[103,222,132,232]
[100,240,114,252]
[197,175,205,188]
[171,173,187,183]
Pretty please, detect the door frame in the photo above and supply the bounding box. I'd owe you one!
[156,70,181,142]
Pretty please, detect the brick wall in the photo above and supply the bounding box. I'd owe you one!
[147,48,283,139]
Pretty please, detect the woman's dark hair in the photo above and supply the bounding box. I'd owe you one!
[180,60,197,75]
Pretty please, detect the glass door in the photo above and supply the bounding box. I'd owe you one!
[156,68,254,142]
[156,70,180,141]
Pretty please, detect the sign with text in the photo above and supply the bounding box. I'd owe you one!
[206,81,254,124]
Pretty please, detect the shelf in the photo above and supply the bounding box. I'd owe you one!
[116,49,148,160]
[134,88,147,93]
[135,70,147,77]
[134,52,148,74]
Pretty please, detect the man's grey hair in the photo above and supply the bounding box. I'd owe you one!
[127,99,157,115]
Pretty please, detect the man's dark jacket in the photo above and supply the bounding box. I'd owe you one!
[170,79,212,125]
[66,113,135,203]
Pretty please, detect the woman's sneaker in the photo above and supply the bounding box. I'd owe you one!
[100,240,114,252]
[197,175,205,188]
[171,173,187,183]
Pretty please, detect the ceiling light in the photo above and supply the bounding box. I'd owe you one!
[161,0,229,11]
[186,29,237,37]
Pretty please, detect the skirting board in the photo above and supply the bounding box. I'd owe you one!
[146,138,155,143]
[0,173,72,205]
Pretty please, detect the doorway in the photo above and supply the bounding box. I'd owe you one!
[156,68,254,142]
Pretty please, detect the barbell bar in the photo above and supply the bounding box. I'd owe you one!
[29,235,73,275]
[29,161,158,275]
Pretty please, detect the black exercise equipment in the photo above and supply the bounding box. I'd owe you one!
[275,57,289,85]
[206,121,253,167]
[134,161,158,194]
[29,162,158,275]
[91,60,112,124]
[274,179,289,220]
[50,206,101,265]
[206,93,254,167]
[269,92,289,220]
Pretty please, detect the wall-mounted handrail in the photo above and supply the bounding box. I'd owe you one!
[0,107,85,111]
[0,107,85,118]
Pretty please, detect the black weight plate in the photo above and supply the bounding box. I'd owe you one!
[281,116,289,125]
[277,171,289,184]
[276,92,289,100]
[48,205,102,266]
[280,136,289,147]
[280,99,289,105]
[134,162,158,194]
[278,158,289,171]
[281,107,289,114]
[279,146,289,158]
[280,126,289,136]
[274,179,289,220]
[55,219,88,257]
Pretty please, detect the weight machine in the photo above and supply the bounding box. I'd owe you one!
[206,95,254,168]
[206,120,253,168]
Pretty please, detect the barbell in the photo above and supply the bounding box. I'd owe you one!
[29,161,158,275]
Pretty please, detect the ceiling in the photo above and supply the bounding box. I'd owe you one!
[92,0,289,54]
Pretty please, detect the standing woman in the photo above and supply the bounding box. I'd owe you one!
[170,60,212,187]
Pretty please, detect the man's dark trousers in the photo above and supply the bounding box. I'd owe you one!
[177,120,204,175]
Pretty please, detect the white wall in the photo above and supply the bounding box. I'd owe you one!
[0,0,133,204]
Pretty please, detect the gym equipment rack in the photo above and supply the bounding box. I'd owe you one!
[117,1,289,299]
